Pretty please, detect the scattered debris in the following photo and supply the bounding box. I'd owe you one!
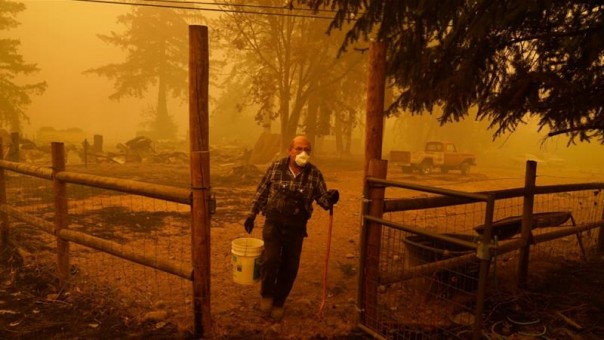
[555,311,583,330]
[141,310,169,322]
[116,136,156,163]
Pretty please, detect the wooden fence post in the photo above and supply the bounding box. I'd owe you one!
[473,194,495,340]
[359,159,387,328]
[189,25,212,338]
[364,41,386,176]
[0,140,7,249]
[598,208,604,253]
[598,187,604,253]
[82,139,89,168]
[359,39,387,331]
[518,160,537,288]
[52,142,70,286]
[9,132,19,162]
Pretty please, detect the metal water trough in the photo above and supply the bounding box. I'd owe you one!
[474,211,573,240]
[403,233,480,292]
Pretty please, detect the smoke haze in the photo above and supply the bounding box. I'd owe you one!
[6,0,604,171]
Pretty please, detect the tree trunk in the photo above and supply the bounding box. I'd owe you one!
[343,110,353,155]
[263,101,272,133]
[155,71,177,140]
[335,111,343,156]
[279,87,290,152]
[305,80,319,148]
[286,83,310,144]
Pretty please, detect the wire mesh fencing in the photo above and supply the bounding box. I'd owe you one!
[65,184,192,328]
[359,177,604,339]
[1,159,196,331]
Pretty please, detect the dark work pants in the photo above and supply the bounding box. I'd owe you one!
[260,218,306,307]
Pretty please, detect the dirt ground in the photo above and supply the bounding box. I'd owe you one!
[1,157,604,339]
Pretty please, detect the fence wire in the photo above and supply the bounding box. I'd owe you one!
[363,186,603,339]
[4,170,193,329]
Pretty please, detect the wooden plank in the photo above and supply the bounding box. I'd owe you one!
[56,171,190,205]
[383,183,604,213]
[58,229,192,280]
[0,204,55,234]
[0,203,193,279]
[0,160,53,179]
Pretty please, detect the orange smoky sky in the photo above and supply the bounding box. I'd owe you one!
[10,0,189,144]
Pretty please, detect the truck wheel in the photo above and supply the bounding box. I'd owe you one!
[419,161,433,175]
[460,162,471,175]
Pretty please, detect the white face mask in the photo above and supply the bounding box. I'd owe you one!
[294,151,310,167]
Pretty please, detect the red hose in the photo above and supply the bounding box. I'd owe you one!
[318,206,334,320]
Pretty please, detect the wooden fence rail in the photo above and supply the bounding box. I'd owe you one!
[0,159,53,179]
[0,143,199,330]
[0,149,194,277]
[56,171,191,204]
[58,228,192,280]
[383,182,604,213]
[361,163,604,340]
[0,25,212,338]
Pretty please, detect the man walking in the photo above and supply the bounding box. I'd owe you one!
[243,135,339,321]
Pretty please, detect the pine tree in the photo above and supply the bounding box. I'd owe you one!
[84,7,192,140]
[306,0,604,144]
[0,0,46,132]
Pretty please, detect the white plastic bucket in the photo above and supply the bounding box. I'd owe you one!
[231,238,264,285]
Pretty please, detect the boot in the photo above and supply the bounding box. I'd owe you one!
[260,297,273,314]
[270,306,284,321]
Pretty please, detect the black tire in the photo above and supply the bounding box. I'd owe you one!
[419,161,433,175]
[460,162,471,175]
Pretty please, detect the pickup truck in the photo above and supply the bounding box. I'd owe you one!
[389,141,476,175]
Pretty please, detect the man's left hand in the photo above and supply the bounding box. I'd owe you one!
[327,189,339,206]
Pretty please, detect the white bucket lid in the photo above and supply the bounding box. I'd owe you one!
[232,238,264,256]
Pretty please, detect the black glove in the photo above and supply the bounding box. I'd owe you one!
[244,215,255,234]
[326,189,339,206]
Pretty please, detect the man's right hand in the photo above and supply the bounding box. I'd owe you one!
[244,215,255,234]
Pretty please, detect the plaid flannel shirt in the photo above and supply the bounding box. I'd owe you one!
[250,157,331,219]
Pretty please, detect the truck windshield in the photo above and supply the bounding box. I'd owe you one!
[426,143,442,151]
